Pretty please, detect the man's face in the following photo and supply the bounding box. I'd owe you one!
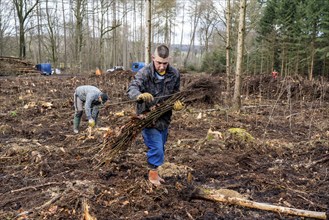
[98,96,105,105]
[152,55,169,74]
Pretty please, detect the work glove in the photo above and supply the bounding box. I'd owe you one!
[173,100,184,111]
[88,118,95,127]
[137,92,154,103]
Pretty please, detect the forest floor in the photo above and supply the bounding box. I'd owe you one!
[0,69,328,220]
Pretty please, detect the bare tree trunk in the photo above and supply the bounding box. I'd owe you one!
[123,0,128,68]
[112,0,117,66]
[164,10,170,45]
[36,3,41,63]
[309,33,316,80]
[232,0,246,112]
[61,0,67,69]
[73,0,86,72]
[179,4,185,67]
[183,3,200,68]
[13,0,39,59]
[99,0,106,69]
[132,0,137,61]
[260,40,263,74]
[92,0,97,68]
[225,0,231,97]
[140,2,144,62]
[179,5,185,47]
[45,0,57,67]
[281,44,285,76]
[0,0,5,56]
[145,0,151,64]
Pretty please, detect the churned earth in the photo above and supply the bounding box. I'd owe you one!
[0,69,328,220]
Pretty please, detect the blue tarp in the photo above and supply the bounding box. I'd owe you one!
[36,63,52,75]
[132,62,145,72]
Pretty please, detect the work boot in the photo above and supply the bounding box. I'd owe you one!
[148,169,165,186]
[73,115,81,133]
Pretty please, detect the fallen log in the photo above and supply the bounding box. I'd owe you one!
[191,187,327,219]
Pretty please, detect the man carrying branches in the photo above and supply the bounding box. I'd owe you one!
[127,44,184,186]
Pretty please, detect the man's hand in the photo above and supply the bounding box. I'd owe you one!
[88,118,95,127]
[137,93,154,103]
[173,100,184,111]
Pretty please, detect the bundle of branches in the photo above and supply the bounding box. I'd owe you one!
[94,77,218,168]
[182,76,219,104]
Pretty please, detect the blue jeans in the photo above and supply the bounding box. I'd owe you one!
[142,128,168,168]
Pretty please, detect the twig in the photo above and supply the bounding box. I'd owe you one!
[82,198,96,220]
[15,188,69,219]
[0,156,13,159]
[305,154,329,169]
[34,191,63,211]
[10,182,62,193]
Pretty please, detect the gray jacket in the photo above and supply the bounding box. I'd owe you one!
[75,85,102,119]
[127,62,180,130]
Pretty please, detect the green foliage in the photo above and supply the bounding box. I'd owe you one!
[10,111,17,117]
[258,0,277,39]
[256,0,329,77]
[201,50,226,74]
[186,64,197,72]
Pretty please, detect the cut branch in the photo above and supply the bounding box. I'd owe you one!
[191,188,327,220]
[10,182,62,193]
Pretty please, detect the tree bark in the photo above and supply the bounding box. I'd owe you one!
[61,0,67,69]
[45,0,57,67]
[145,0,151,64]
[112,0,117,66]
[225,0,231,97]
[232,0,246,111]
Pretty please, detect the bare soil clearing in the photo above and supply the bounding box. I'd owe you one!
[0,70,328,220]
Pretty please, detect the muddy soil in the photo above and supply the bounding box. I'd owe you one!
[0,71,328,220]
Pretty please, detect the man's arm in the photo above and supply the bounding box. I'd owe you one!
[127,71,146,100]
[84,93,95,119]
[92,105,99,119]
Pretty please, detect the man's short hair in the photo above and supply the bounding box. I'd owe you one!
[154,44,169,59]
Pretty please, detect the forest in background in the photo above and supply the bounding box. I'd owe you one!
[0,0,329,80]
[1,1,329,218]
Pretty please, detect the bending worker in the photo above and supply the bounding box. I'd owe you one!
[127,44,184,186]
[73,85,108,133]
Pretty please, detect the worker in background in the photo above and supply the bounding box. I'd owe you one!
[95,67,102,76]
[272,70,278,79]
[127,44,184,186]
[73,85,108,133]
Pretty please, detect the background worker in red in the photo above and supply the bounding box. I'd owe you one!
[127,44,184,186]
[272,70,278,79]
